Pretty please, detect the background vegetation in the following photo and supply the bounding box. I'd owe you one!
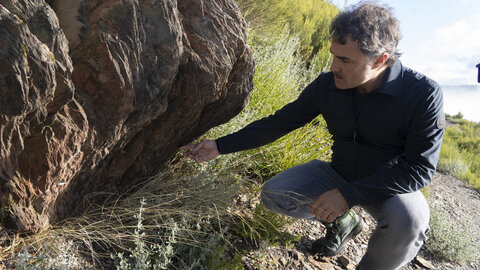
[425,200,480,264]
[236,0,338,66]
[206,31,333,180]
[437,113,480,191]
[427,113,480,264]
[2,0,480,268]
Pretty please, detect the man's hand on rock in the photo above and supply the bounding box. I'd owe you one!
[310,189,349,223]
[180,139,220,163]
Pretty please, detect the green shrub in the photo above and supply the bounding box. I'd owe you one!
[426,203,480,264]
[111,198,175,270]
[437,139,468,178]
[236,0,338,62]
[458,170,480,191]
[12,240,81,270]
[439,115,480,191]
[207,32,332,180]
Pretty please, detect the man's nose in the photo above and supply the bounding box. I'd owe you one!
[330,58,340,72]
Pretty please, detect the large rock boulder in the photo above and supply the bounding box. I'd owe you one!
[0,0,254,232]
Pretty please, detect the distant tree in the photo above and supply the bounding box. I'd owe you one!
[453,112,464,119]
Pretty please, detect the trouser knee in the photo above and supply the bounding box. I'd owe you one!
[260,184,314,219]
[260,185,299,214]
[379,210,429,243]
[359,193,430,270]
[378,198,429,239]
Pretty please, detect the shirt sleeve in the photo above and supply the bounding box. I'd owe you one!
[216,75,325,154]
[338,85,445,207]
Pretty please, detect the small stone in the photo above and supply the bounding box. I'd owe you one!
[364,218,372,226]
[279,257,288,266]
[312,254,328,262]
[415,256,435,269]
[239,194,249,203]
[292,249,303,260]
[338,255,356,270]
[338,256,351,267]
[356,247,364,257]
[444,263,455,269]
[308,256,335,270]
[304,264,314,270]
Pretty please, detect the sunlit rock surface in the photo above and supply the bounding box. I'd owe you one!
[0,0,254,232]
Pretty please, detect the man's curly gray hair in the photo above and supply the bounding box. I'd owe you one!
[330,1,401,67]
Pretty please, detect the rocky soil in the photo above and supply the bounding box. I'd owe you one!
[236,173,480,270]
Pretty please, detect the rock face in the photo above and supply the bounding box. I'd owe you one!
[0,0,254,232]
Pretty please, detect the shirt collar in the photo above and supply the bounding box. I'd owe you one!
[377,60,403,97]
[328,60,404,97]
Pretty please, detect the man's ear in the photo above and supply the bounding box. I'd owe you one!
[372,53,389,69]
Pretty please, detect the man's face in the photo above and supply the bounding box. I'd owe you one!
[329,36,376,90]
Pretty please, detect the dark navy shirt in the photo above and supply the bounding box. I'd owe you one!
[216,61,445,207]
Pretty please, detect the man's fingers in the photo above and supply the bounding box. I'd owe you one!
[310,202,325,218]
[310,189,349,222]
[310,199,319,214]
[180,140,218,163]
[180,145,201,162]
[180,144,196,151]
[192,141,204,152]
[310,196,324,215]
[326,211,340,222]
[325,214,335,223]
[185,152,195,159]
[317,209,336,222]
[310,197,338,222]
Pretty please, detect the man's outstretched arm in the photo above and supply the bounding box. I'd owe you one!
[181,74,326,162]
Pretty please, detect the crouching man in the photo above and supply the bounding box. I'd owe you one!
[182,2,444,269]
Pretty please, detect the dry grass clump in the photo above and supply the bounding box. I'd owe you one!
[0,160,246,269]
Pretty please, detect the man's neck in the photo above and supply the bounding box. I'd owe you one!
[357,67,388,94]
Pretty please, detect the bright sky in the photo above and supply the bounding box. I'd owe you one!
[330,0,480,86]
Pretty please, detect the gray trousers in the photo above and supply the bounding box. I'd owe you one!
[261,160,430,270]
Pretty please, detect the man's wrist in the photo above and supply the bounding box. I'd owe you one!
[338,185,358,208]
[215,139,224,154]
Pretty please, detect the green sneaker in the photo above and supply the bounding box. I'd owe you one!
[311,209,364,256]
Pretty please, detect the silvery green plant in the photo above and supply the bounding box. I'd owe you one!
[112,198,176,270]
